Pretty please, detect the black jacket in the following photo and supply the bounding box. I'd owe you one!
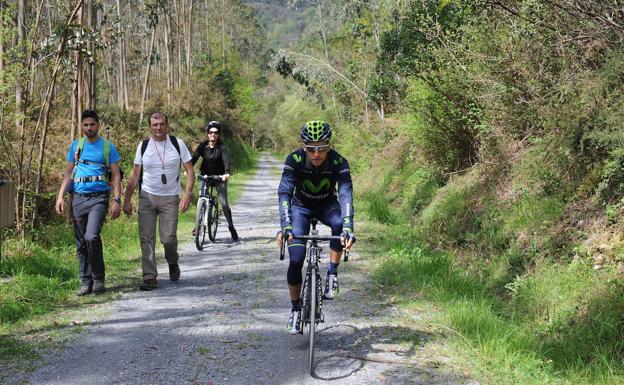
[191,141,230,176]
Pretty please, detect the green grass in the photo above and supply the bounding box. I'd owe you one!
[0,144,258,364]
[366,223,624,385]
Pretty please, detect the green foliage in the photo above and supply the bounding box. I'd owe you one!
[371,226,624,384]
[269,94,333,153]
[403,79,479,170]
[362,192,397,225]
[418,166,486,245]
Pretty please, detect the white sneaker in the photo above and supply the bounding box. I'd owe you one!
[287,310,301,335]
[323,273,339,300]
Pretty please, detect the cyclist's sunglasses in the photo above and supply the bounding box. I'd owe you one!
[304,144,330,153]
[207,130,219,135]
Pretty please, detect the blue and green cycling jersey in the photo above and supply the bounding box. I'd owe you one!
[277,147,354,232]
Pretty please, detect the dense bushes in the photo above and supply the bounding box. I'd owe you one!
[347,1,624,383]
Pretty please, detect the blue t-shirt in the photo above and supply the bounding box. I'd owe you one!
[66,137,121,193]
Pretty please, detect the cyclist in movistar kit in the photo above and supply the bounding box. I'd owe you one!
[276,120,355,334]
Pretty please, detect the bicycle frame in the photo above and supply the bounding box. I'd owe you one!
[279,218,349,374]
[196,178,216,224]
[195,175,222,249]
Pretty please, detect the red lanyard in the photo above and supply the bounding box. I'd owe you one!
[153,139,167,170]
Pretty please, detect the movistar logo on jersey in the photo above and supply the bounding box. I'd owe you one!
[293,154,303,163]
[303,178,330,193]
[333,157,343,166]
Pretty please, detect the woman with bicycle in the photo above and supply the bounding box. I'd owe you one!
[276,120,356,335]
[191,120,239,242]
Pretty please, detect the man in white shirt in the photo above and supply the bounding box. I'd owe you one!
[123,112,195,290]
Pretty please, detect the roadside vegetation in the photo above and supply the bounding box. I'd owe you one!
[267,1,624,384]
[2,1,623,384]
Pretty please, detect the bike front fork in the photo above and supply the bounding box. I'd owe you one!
[302,269,324,323]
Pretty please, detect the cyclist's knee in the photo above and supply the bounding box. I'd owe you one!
[329,239,343,252]
[287,261,304,285]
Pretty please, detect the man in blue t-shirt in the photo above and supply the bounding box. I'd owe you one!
[55,110,122,296]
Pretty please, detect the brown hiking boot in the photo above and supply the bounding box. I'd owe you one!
[93,280,105,295]
[140,278,158,291]
[169,264,180,282]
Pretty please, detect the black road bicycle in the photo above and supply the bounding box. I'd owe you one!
[195,175,222,250]
[280,218,349,374]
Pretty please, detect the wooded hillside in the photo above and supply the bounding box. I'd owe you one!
[1,1,624,383]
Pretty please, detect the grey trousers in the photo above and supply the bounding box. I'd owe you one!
[72,194,109,285]
[138,191,180,280]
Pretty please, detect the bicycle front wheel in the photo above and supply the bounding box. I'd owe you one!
[207,200,219,242]
[308,271,317,374]
[195,200,207,251]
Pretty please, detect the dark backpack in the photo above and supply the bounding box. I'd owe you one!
[139,135,182,191]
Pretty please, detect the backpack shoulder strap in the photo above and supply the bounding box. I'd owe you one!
[102,138,111,166]
[169,135,181,155]
[140,139,150,157]
[74,137,86,163]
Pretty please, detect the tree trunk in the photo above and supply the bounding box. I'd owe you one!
[204,0,210,56]
[165,12,173,104]
[86,0,96,109]
[175,0,182,87]
[15,0,26,239]
[71,52,80,140]
[221,0,226,59]
[117,0,129,111]
[139,26,157,129]
[186,0,193,80]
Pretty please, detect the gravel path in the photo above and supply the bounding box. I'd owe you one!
[2,154,473,385]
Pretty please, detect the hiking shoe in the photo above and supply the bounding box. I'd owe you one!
[140,278,158,291]
[287,310,301,335]
[93,280,105,295]
[229,226,239,242]
[76,283,92,296]
[323,273,339,300]
[169,264,180,282]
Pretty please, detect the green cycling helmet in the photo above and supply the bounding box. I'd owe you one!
[300,120,332,143]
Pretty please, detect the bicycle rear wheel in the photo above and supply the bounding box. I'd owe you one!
[207,200,219,242]
[195,201,207,250]
[308,271,317,374]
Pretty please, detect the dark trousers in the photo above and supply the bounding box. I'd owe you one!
[215,181,235,229]
[72,194,109,284]
[286,201,343,286]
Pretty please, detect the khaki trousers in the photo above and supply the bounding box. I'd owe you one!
[138,191,180,279]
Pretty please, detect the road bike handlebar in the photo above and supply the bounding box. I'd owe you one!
[278,233,350,262]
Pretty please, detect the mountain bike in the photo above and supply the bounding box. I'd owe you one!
[279,218,350,374]
[195,175,222,250]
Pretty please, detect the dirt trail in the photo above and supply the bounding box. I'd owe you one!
[2,154,473,385]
